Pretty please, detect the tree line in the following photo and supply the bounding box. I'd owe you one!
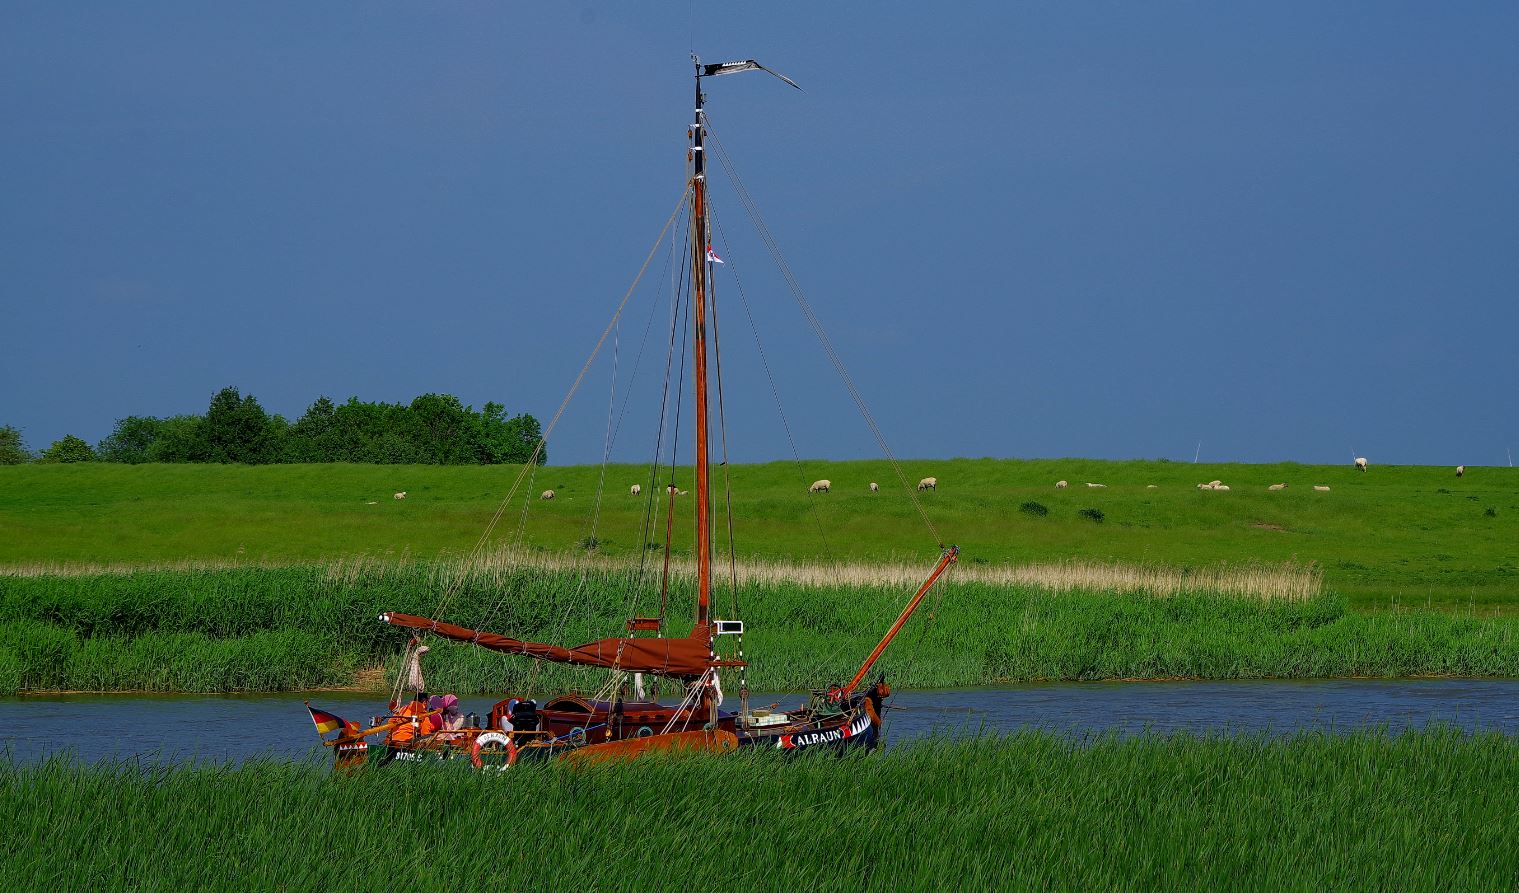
[0,388,545,466]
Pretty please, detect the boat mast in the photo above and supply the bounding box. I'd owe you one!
[690,62,713,634]
[685,56,799,640]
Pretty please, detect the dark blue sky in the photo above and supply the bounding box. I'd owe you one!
[3,3,1515,466]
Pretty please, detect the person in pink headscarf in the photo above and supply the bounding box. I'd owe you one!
[439,693,465,732]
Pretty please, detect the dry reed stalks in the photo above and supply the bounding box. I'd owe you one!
[0,557,288,577]
[323,548,1321,601]
[0,550,1321,600]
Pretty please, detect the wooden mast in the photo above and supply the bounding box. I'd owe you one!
[689,65,713,635]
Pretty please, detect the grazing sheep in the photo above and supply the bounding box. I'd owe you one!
[1313,485,1331,491]
[1268,483,1288,491]
[678,490,688,496]
[1215,485,1231,491]
[668,484,680,495]
[917,477,938,491]
[540,490,555,500]
[1355,457,1368,471]
[1146,484,1159,489]
[1055,480,1068,489]
[1086,483,1106,489]
[809,479,832,494]
[630,483,642,496]
[1208,480,1223,487]
[1456,465,1465,477]
[869,482,880,492]
[393,491,407,500]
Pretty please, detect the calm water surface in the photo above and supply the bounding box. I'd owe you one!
[3,678,1516,764]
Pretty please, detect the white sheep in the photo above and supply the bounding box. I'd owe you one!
[630,483,642,496]
[917,477,937,491]
[1355,457,1368,471]
[1215,485,1231,491]
[540,489,555,500]
[809,479,832,494]
[1456,465,1465,477]
[1055,480,1068,489]
[869,482,880,492]
[668,484,680,496]
[1268,483,1288,491]
[1086,483,1106,489]
[1208,480,1223,487]
[1146,484,1159,489]
[1313,485,1331,491]
[393,491,407,500]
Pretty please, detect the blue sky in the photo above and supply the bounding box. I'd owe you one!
[2,3,1515,466]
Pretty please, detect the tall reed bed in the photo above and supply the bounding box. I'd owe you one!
[0,558,1512,694]
[2,549,1325,601]
[4,729,1517,891]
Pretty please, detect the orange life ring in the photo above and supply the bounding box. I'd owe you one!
[470,732,518,770]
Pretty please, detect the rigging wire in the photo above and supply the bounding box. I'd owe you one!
[708,240,740,613]
[708,202,833,558]
[658,272,694,629]
[582,209,685,565]
[580,314,618,555]
[634,214,691,598]
[705,118,945,548]
[704,221,748,698]
[635,213,690,707]
[428,186,690,628]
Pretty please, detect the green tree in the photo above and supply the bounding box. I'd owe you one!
[39,434,96,463]
[51,391,542,466]
[332,397,402,462]
[147,415,209,462]
[202,386,280,464]
[475,403,545,464]
[97,416,165,463]
[408,393,470,464]
[285,396,338,462]
[0,425,31,465]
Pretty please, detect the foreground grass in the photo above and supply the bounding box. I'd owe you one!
[2,561,1516,694]
[2,459,1516,608]
[3,729,1517,892]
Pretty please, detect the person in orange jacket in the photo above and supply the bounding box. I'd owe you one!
[387,692,431,746]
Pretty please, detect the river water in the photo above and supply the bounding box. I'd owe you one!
[3,678,1516,765]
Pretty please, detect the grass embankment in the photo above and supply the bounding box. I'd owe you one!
[3,558,1516,695]
[4,730,1517,892]
[2,459,1516,608]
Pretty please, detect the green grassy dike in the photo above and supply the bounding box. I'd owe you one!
[4,730,1516,892]
[4,565,1517,695]
[3,458,1516,608]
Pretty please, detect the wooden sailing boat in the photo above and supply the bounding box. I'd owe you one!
[310,57,957,771]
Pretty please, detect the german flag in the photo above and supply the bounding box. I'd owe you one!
[305,703,347,736]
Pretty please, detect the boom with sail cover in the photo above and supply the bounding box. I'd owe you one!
[381,613,742,680]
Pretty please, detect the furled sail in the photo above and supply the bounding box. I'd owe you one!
[381,613,735,680]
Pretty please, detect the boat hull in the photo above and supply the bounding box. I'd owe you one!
[739,708,879,753]
[559,729,739,766]
[329,683,889,771]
